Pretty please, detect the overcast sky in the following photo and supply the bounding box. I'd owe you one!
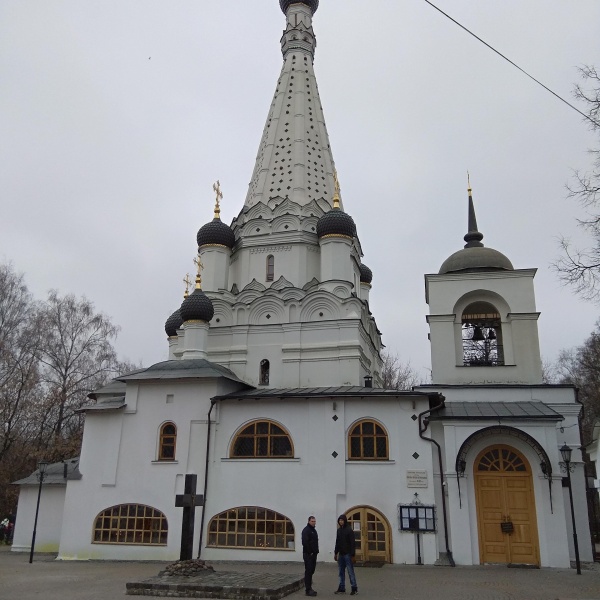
[1,1,599,380]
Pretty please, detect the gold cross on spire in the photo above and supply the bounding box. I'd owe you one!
[213,180,223,219]
[467,171,472,196]
[193,255,203,289]
[183,273,192,298]
[332,169,341,209]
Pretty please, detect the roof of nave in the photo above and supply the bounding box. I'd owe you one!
[116,358,252,386]
[213,386,438,401]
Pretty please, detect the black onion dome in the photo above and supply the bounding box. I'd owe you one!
[197,218,235,249]
[439,247,514,275]
[180,289,214,323]
[280,0,319,14]
[359,263,373,284]
[316,209,356,239]
[165,309,184,337]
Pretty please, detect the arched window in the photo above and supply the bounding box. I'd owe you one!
[208,506,294,549]
[266,255,275,281]
[231,420,293,458]
[259,359,270,385]
[159,422,177,460]
[348,420,389,460]
[461,301,504,366]
[92,504,168,545]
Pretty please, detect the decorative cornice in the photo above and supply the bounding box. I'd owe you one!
[320,233,353,240]
[199,243,231,250]
[250,245,293,254]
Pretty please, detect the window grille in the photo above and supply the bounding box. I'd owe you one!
[93,504,168,545]
[231,420,293,458]
[348,420,389,460]
[207,506,294,549]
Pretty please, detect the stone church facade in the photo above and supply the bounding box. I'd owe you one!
[13,0,592,568]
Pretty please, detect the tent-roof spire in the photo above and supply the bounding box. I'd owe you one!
[464,172,484,248]
[243,0,340,210]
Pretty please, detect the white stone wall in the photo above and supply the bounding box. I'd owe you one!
[58,378,238,560]
[201,394,436,564]
[12,485,65,553]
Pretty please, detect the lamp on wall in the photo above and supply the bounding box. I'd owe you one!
[457,459,467,477]
[559,444,581,575]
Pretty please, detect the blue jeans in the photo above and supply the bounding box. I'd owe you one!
[337,553,357,590]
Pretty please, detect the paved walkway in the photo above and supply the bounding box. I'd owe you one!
[0,547,599,600]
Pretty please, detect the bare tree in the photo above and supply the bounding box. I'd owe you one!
[0,264,41,461]
[0,264,43,517]
[554,66,600,301]
[555,323,600,444]
[36,291,121,439]
[381,351,421,390]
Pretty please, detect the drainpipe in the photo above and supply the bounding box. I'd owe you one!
[197,397,218,558]
[418,393,455,567]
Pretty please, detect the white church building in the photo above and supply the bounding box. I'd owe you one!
[13,0,592,568]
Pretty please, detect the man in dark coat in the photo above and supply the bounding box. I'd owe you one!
[301,515,319,596]
[334,514,357,595]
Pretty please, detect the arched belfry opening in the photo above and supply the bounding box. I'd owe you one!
[461,301,504,366]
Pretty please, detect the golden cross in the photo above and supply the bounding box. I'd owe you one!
[333,169,340,195]
[183,273,192,297]
[213,180,223,217]
[193,255,204,289]
[332,169,341,208]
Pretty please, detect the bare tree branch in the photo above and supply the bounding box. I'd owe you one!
[554,65,600,301]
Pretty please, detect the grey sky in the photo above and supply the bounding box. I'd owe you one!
[1,1,599,379]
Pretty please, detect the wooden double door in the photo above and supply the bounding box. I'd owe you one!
[474,445,540,566]
[345,506,391,563]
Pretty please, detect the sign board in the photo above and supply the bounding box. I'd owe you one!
[406,470,428,488]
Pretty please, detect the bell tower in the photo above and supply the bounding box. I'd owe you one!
[425,183,543,385]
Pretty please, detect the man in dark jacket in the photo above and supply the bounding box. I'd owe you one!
[334,514,357,595]
[301,515,319,596]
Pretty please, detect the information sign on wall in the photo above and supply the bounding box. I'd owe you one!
[406,470,428,488]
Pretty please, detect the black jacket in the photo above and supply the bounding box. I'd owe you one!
[335,520,355,556]
[302,524,319,555]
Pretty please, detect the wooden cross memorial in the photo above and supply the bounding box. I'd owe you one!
[175,474,204,561]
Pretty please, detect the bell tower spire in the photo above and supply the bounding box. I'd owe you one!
[464,173,484,248]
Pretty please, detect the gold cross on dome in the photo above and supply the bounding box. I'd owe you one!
[213,180,223,217]
[183,273,192,297]
[332,169,341,209]
[193,255,204,289]
[333,169,340,194]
